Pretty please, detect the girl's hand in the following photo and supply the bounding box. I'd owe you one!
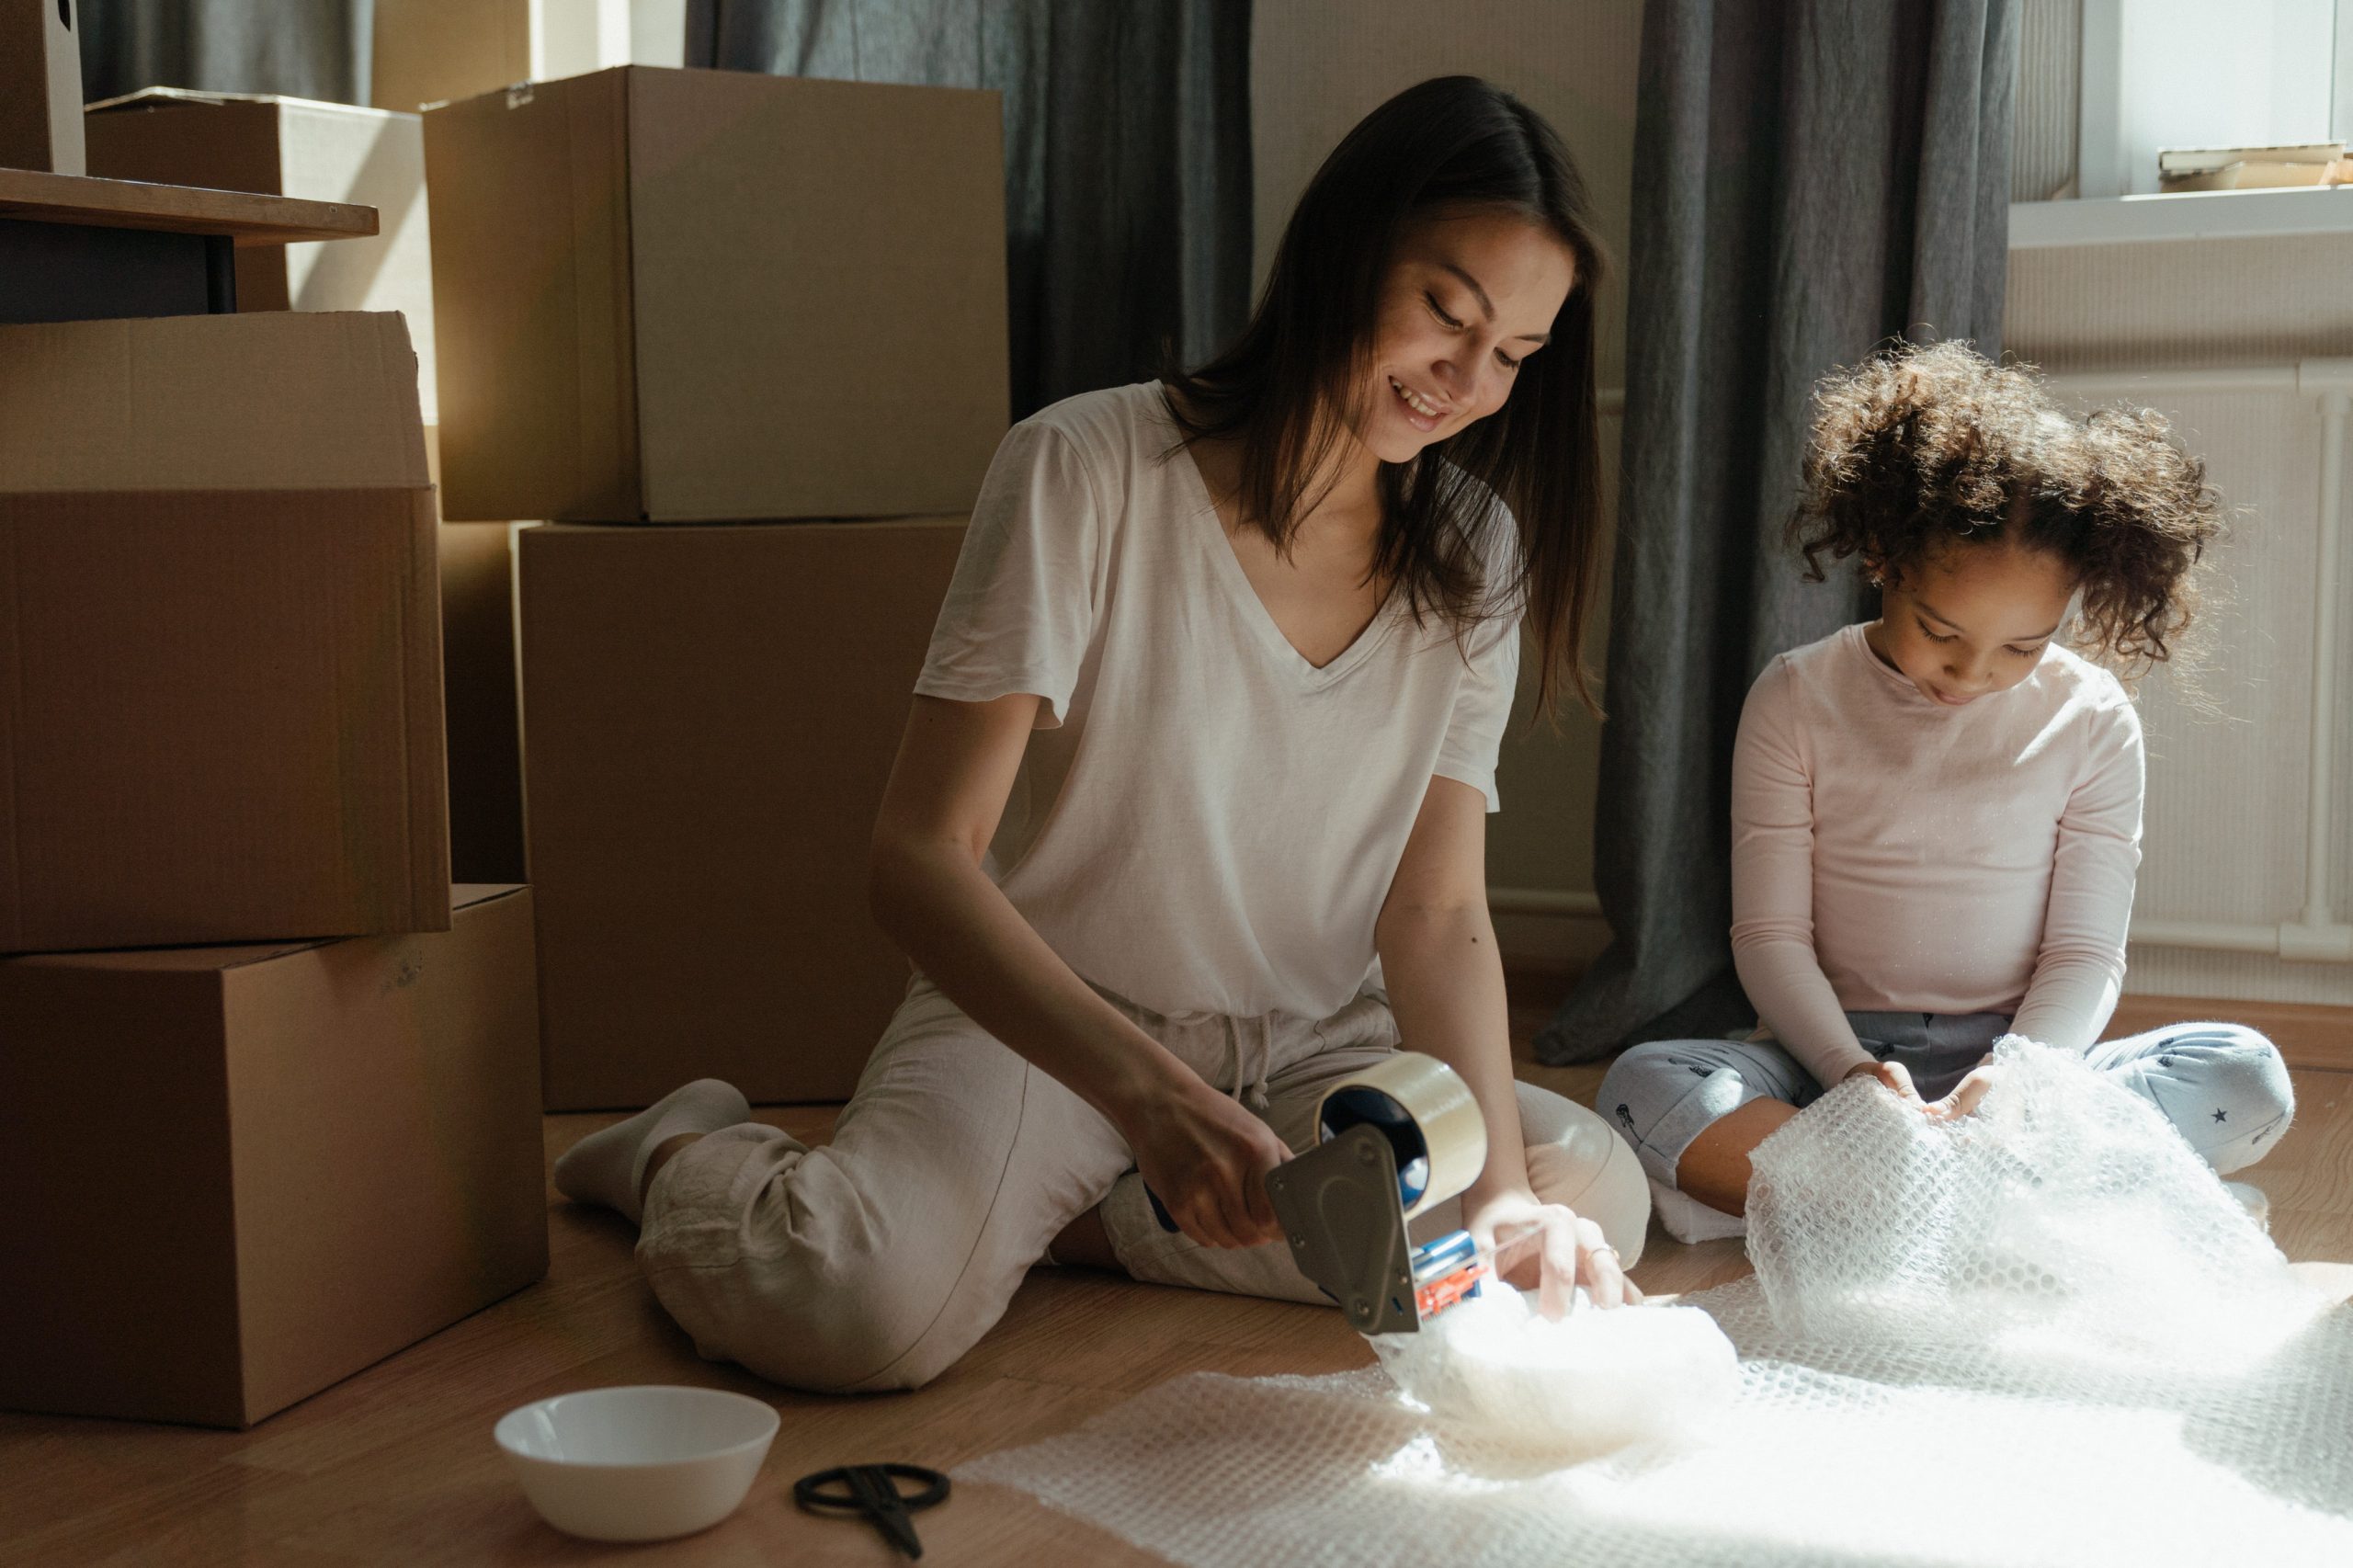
[1465,1185,1642,1318]
[1122,1074,1292,1251]
[1843,1058,1926,1108]
[1927,1062,2001,1120]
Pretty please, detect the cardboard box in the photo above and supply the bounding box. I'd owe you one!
[425,65,1007,523]
[374,0,536,114]
[83,89,441,422]
[521,518,964,1108]
[0,312,450,953]
[0,0,85,175]
[0,886,547,1428]
[372,0,683,116]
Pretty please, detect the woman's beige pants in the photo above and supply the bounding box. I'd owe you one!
[637,976,1650,1392]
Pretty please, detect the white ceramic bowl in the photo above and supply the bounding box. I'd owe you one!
[494,1385,780,1542]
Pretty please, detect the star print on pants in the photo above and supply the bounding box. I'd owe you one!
[2211,1108,2228,1123]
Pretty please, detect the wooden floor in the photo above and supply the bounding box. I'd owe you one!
[6,996,2351,1567]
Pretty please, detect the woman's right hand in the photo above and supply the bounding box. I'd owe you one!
[1123,1074,1293,1250]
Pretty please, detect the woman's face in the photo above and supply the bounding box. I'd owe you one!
[1350,210,1577,464]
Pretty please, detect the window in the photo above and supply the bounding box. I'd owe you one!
[2080,0,2348,198]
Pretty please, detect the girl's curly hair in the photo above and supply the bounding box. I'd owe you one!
[1790,339,2225,679]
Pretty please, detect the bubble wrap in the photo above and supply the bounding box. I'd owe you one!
[1368,1283,1738,1460]
[962,1041,2353,1567]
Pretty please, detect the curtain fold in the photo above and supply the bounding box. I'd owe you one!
[687,0,1252,420]
[1539,0,2019,1063]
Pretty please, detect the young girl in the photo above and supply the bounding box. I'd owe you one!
[551,76,1653,1392]
[1602,340,2296,1243]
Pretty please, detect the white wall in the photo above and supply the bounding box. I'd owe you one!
[2008,241,2353,1006]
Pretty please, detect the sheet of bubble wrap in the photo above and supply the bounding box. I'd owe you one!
[962,1042,2353,1568]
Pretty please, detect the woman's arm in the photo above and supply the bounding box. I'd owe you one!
[1376,775,1632,1312]
[870,692,1290,1249]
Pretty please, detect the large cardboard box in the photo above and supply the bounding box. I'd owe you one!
[0,0,85,175]
[521,518,964,1108]
[425,65,1007,523]
[0,886,547,1428]
[83,89,441,422]
[0,312,450,953]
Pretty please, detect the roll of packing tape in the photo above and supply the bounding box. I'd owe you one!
[1313,1052,1488,1221]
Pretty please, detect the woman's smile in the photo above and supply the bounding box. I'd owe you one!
[1388,374,1451,430]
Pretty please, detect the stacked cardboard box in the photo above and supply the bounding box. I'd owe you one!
[426,64,1007,1107]
[0,312,449,951]
[0,886,545,1427]
[426,65,1006,523]
[519,519,965,1108]
[0,310,547,1427]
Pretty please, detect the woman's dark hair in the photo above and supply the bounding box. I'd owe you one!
[1790,340,2225,679]
[1164,75,1608,717]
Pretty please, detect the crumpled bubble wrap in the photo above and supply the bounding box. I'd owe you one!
[1747,1031,2314,1356]
[1367,1283,1737,1460]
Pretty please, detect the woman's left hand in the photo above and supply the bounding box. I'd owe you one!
[1464,1185,1642,1318]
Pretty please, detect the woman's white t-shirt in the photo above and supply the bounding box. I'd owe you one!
[914,381,1523,1022]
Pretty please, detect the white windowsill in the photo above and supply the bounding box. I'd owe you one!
[2010,187,2353,248]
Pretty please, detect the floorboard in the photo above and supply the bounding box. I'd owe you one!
[4,994,2347,1566]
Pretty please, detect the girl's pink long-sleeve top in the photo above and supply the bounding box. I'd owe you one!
[1730,623,2144,1088]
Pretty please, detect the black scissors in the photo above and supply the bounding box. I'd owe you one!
[793,1463,949,1559]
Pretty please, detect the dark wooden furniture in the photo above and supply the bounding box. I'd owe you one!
[0,165,376,323]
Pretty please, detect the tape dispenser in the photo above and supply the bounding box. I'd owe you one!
[1141,1053,1491,1334]
[1265,1052,1491,1334]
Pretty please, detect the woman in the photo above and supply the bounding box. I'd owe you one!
[555,75,1651,1392]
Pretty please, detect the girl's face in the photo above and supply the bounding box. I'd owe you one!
[1351,210,1576,465]
[1869,540,2079,708]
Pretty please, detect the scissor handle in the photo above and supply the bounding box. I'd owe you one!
[794,1463,950,1513]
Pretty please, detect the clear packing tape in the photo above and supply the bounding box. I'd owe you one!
[962,1040,2353,1566]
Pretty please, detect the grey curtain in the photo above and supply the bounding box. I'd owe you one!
[1539,0,2019,1063]
[78,1,373,105]
[686,0,1253,419]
